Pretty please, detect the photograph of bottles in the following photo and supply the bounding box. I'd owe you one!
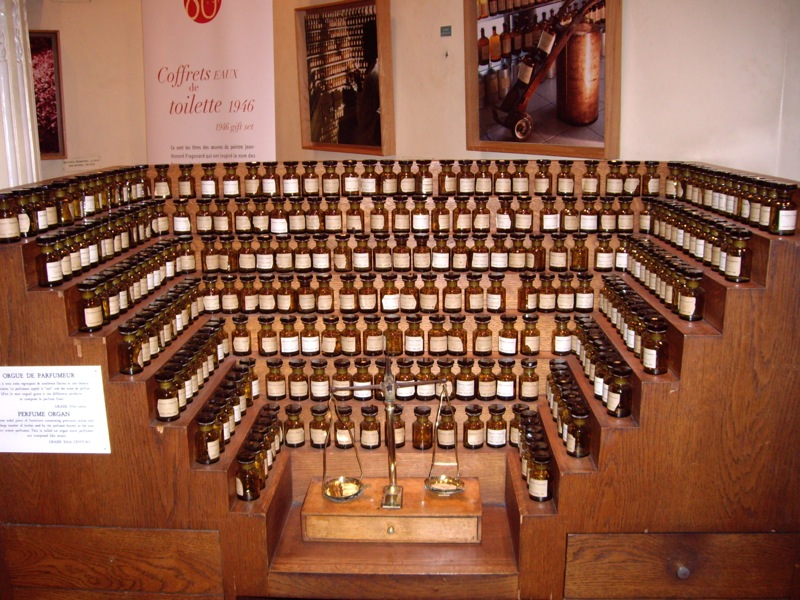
[473,0,611,149]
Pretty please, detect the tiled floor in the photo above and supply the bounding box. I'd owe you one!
[480,58,605,147]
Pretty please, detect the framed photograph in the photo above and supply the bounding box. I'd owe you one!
[465,0,621,158]
[295,0,395,155]
[29,30,66,159]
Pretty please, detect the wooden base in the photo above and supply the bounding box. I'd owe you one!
[301,477,482,543]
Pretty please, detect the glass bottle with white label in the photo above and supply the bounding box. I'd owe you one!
[477,359,497,402]
[360,404,381,449]
[357,160,377,197]
[200,163,219,199]
[309,404,331,448]
[486,403,508,448]
[556,161,575,197]
[463,404,485,449]
[379,160,398,196]
[623,161,641,196]
[456,358,477,401]
[321,160,340,198]
[412,234,432,272]
[260,161,280,197]
[498,314,518,356]
[533,160,552,196]
[221,162,241,199]
[283,403,305,448]
[300,314,320,356]
[438,160,457,196]
[677,268,705,321]
[769,182,797,236]
[341,160,360,197]
[265,358,287,401]
[502,160,525,198]
[540,196,559,234]
[465,272,485,313]
[435,405,456,449]
[332,358,353,402]
[448,315,468,357]
[641,161,660,197]
[594,232,614,272]
[552,314,572,356]
[257,315,277,357]
[605,161,624,197]
[474,160,493,197]
[548,232,568,272]
[457,160,476,195]
[282,161,300,197]
[287,358,309,401]
[309,358,330,402]
[607,363,632,418]
[724,228,752,283]
[398,161,416,195]
[333,405,356,449]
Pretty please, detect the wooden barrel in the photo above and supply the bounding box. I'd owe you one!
[556,23,601,126]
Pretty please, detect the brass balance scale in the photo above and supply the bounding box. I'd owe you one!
[301,357,482,544]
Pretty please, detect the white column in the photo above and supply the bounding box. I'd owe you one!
[0,0,41,189]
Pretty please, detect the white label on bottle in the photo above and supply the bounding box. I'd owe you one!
[618,214,634,230]
[508,253,525,270]
[281,178,298,195]
[513,215,531,233]
[401,294,419,311]
[647,178,660,194]
[281,336,299,354]
[606,179,623,194]
[83,306,103,329]
[361,429,380,447]
[417,382,435,398]
[607,390,621,412]
[444,293,462,311]
[518,60,534,85]
[541,214,559,231]
[549,251,567,269]
[537,293,555,311]
[370,252,388,270]
[213,215,230,232]
[233,337,251,354]
[259,294,275,311]
[366,335,385,352]
[271,218,288,234]
[322,178,340,195]
[595,252,614,270]
[221,295,239,311]
[471,252,489,270]
[381,293,400,311]
[498,336,517,355]
[623,177,639,194]
[495,178,511,194]
[253,215,270,231]
[490,292,508,312]
[382,179,398,195]
[339,292,356,311]
[204,295,220,311]
[642,347,659,370]
[778,209,797,232]
[487,427,506,446]
[458,178,475,194]
[393,214,410,231]
[320,335,338,354]
[200,180,217,196]
[679,295,696,318]
[452,253,468,270]
[438,428,455,446]
[529,476,548,499]
[405,335,424,353]
[352,252,370,270]
[467,428,485,446]
[325,214,343,231]
[512,177,529,194]
[393,425,406,444]
[393,253,410,270]
[614,251,629,270]
[432,252,450,270]
[456,379,474,397]
[475,179,492,195]
[261,179,277,195]
[419,294,439,311]
[533,179,550,196]
[400,177,416,194]
[239,253,256,270]
[448,336,464,353]
[341,336,357,354]
[580,177,598,194]
[285,428,305,445]
[725,255,742,278]
[429,335,447,354]
[157,397,179,419]
[554,335,571,353]
[497,381,514,399]
[362,178,377,194]
[397,383,414,398]
[469,293,485,311]
[288,214,305,232]
[412,214,430,230]
[576,292,594,310]
[336,428,355,446]
[311,380,330,397]
[472,335,491,354]
[302,334,320,353]
[557,293,575,311]
[346,214,363,231]
[359,293,377,311]
[312,253,330,270]
[310,428,328,445]
[414,253,431,270]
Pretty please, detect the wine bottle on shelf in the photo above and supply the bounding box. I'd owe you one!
[489,25,502,64]
[478,27,490,67]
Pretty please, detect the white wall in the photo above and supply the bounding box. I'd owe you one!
[26,0,146,181]
[21,0,800,181]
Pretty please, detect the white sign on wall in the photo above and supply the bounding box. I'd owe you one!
[141,0,276,164]
[0,366,111,454]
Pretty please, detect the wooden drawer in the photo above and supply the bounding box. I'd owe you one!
[564,533,800,599]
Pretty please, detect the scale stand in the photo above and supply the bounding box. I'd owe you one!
[330,356,454,509]
[321,396,364,502]
[425,384,465,496]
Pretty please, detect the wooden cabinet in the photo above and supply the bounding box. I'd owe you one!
[565,533,800,599]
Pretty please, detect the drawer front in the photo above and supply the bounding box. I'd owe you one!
[303,514,481,543]
[565,533,800,599]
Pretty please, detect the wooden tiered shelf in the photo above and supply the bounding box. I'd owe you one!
[0,161,798,600]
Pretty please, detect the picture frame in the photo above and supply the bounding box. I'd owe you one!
[29,30,66,160]
[464,0,621,158]
[295,0,395,155]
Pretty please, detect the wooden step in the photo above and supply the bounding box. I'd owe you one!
[268,502,519,600]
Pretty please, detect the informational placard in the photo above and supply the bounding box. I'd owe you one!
[0,366,111,454]
[141,0,276,164]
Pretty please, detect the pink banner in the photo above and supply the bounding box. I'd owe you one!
[142,0,276,164]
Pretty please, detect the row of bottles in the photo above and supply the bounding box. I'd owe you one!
[189,232,635,277]
[664,163,797,236]
[197,269,597,317]
[173,194,643,237]
[150,159,665,202]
